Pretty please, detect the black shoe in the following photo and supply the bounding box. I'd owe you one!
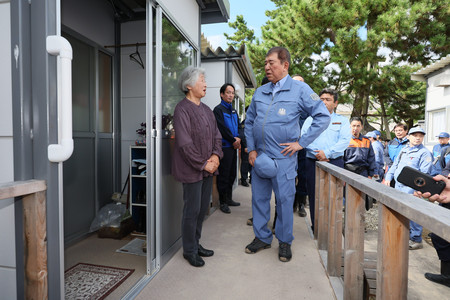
[198,245,214,257]
[183,253,205,267]
[247,218,253,226]
[220,203,231,214]
[279,242,292,262]
[245,238,271,254]
[241,179,249,187]
[227,199,241,206]
[425,273,450,287]
[226,193,240,206]
[298,204,307,217]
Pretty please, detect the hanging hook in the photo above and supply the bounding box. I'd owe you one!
[130,43,144,69]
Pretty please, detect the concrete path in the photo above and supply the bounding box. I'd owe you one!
[136,184,336,300]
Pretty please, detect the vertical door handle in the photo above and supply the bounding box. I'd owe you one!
[46,35,74,162]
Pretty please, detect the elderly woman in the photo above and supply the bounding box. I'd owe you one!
[172,66,223,267]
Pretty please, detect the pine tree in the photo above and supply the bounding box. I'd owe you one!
[224,0,449,132]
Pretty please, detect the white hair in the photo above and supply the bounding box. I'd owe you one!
[178,66,205,94]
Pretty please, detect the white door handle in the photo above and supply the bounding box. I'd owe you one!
[46,35,74,162]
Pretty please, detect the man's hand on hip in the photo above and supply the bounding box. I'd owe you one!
[280,142,303,157]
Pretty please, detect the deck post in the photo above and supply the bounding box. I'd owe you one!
[23,190,48,299]
[327,175,343,276]
[314,164,320,239]
[344,184,365,299]
[377,204,409,300]
[318,169,329,250]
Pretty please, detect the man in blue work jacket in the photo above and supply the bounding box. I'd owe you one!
[244,47,330,262]
[384,123,409,186]
[366,131,385,181]
[213,83,243,214]
[432,132,450,175]
[384,127,433,250]
[302,88,351,231]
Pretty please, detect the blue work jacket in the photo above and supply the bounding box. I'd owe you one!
[301,112,351,160]
[384,137,409,168]
[431,143,450,175]
[385,144,433,194]
[245,75,330,159]
[372,140,385,176]
[213,100,241,148]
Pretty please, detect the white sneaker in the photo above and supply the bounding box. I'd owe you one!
[409,240,423,250]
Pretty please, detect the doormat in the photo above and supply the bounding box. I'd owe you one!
[65,263,134,300]
[116,238,147,256]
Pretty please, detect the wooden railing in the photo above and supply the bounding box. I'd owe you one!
[0,180,47,299]
[314,162,450,300]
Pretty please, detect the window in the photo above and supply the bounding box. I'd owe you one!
[428,110,446,142]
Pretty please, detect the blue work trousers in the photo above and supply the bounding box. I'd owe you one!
[410,221,423,243]
[251,157,297,245]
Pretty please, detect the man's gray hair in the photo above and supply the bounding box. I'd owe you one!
[178,66,205,94]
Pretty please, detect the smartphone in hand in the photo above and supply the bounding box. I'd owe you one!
[397,166,446,195]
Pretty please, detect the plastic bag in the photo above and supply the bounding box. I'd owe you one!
[89,202,127,232]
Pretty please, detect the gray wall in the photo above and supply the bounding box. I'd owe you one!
[120,20,147,187]
[0,2,17,299]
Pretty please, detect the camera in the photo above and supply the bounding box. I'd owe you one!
[397,166,445,195]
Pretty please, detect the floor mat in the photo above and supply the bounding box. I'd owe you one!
[116,238,146,256]
[65,263,134,300]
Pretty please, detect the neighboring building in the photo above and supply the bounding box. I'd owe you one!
[1,0,231,298]
[201,44,257,116]
[200,42,256,202]
[412,54,450,150]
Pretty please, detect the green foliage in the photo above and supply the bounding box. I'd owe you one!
[224,0,449,129]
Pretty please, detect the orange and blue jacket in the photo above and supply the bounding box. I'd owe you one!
[344,135,377,177]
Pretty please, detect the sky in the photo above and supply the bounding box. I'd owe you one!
[201,0,276,49]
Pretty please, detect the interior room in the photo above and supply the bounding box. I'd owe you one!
[59,0,221,297]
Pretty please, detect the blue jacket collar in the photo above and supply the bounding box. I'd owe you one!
[261,75,293,94]
[220,99,233,110]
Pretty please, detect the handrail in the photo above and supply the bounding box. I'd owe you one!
[0,180,48,299]
[314,161,450,300]
[0,180,47,200]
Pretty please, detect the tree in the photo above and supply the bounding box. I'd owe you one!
[225,0,449,132]
[224,15,256,48]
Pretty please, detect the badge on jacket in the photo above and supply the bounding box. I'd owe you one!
[310,93,320,101]
[278,108,286,116]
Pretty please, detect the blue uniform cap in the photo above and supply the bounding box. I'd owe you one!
[254,153,278,178]
[436,132,450,138]
[409,127,426,135]
[373,130,381,136]
[366,132,377,139]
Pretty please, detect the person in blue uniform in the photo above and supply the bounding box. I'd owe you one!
[366,131,385,181]
[440,147,450,177]
[213,83,242,214]
[384,123,409,186]
[384,127,433,250]
[416,174,450,287]
[302,88,351,231]
[244,47,330,262]
[431,132,450,175]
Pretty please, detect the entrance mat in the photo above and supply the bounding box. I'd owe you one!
[116,238,147,256]
[65,263,134,300]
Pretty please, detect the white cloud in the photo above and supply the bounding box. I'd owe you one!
[205,34,228,50]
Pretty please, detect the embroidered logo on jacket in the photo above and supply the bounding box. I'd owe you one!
[278,108,286,116]
[310,93,320,101]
